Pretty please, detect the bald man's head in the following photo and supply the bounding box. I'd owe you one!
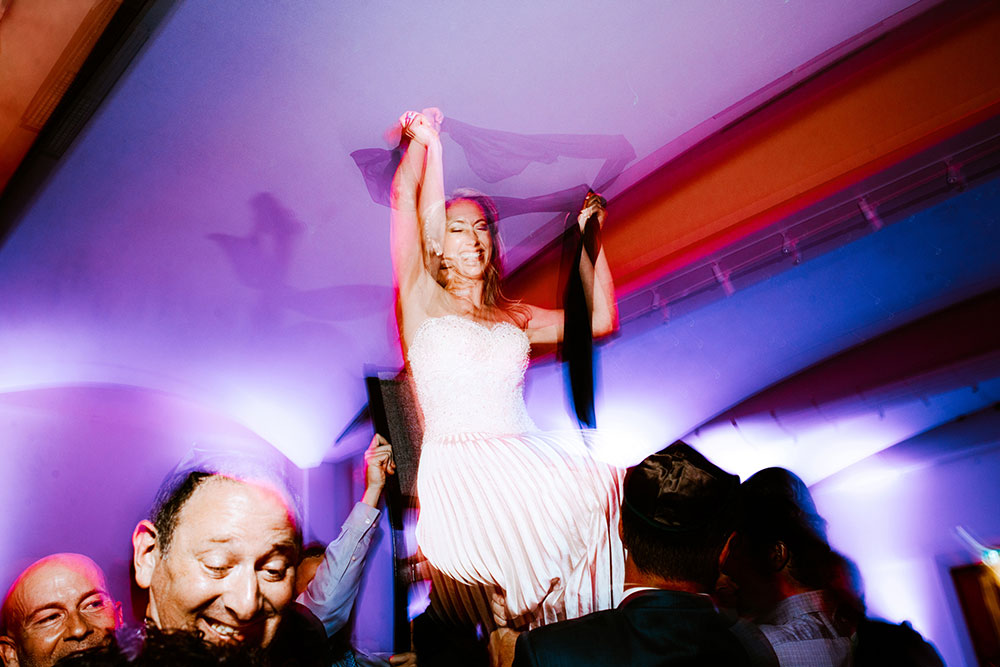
[0,554,121,667]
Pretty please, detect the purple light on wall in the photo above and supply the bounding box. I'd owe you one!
[812,436,1000,665]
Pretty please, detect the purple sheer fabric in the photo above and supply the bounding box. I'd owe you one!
[350,116,635,220]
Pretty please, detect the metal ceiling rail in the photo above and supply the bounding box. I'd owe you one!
[616,122,1000,325]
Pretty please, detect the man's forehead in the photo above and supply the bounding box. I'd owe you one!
[6,556,108,621]
[175,475,297,537]
[187,475,294,512]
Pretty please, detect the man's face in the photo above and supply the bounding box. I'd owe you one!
[136,476,298,648]
[718,532,774,616]
[293,555,323,599]
[0,554,120,667]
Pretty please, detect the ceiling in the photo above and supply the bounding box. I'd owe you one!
[2,0,998,476]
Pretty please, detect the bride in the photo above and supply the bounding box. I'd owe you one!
[391,109,623,628]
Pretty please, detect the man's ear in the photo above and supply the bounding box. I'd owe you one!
[113,600,124,629]
[718,531,746,577]
[0,635,21,667]
[719,531,740,567]
[768,541,790,572]
[132,520,160,590]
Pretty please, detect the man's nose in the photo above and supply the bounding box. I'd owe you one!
[62,611,94,642]
[223,567,262,621]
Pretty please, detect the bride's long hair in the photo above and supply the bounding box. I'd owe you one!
[445,189,528,327]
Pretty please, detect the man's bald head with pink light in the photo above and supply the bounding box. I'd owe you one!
[0,553,121,667]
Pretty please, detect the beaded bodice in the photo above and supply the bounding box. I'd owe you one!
[407,315,536,442]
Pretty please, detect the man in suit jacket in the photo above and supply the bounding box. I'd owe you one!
[509,442,767,667]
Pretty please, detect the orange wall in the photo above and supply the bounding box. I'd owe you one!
[0,0,119,192]
[509,1,1000,306]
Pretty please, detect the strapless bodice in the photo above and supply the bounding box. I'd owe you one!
[407,315,536,442]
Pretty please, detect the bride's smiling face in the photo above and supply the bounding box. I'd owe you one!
[443,199,493,281]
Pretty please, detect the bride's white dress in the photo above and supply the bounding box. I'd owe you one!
[409,315,624,626]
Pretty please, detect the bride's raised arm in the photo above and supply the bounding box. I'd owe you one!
[415,108,447,266]
[390,111,447,343]
[526,192,618,346]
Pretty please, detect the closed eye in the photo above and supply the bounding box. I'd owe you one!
[203,563,232,577]
[262,567,288,582]
[33,611,63,627]
[82,595,110,612]
[259,557,290,582]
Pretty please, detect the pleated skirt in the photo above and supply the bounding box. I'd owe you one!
[415,430,625,628]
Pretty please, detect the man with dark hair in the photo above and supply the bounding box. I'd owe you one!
[294,546,329,599]
[825,551,943,666]
[507,442,757,666]
[0,554,122,667]
[719,467,852,666]
[131,447,328,665]
[132,435,412,666]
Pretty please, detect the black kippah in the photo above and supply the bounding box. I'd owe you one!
[623,442,739,532]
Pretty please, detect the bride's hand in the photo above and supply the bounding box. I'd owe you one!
[421,107,444,132]
[400,111,440,146]
[577,189,608,231]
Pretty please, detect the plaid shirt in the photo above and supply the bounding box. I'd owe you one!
[757,590,853,667]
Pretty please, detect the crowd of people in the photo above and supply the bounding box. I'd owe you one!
[0,436,944,667]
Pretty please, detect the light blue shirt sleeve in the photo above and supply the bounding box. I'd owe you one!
[296,501,382,637]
